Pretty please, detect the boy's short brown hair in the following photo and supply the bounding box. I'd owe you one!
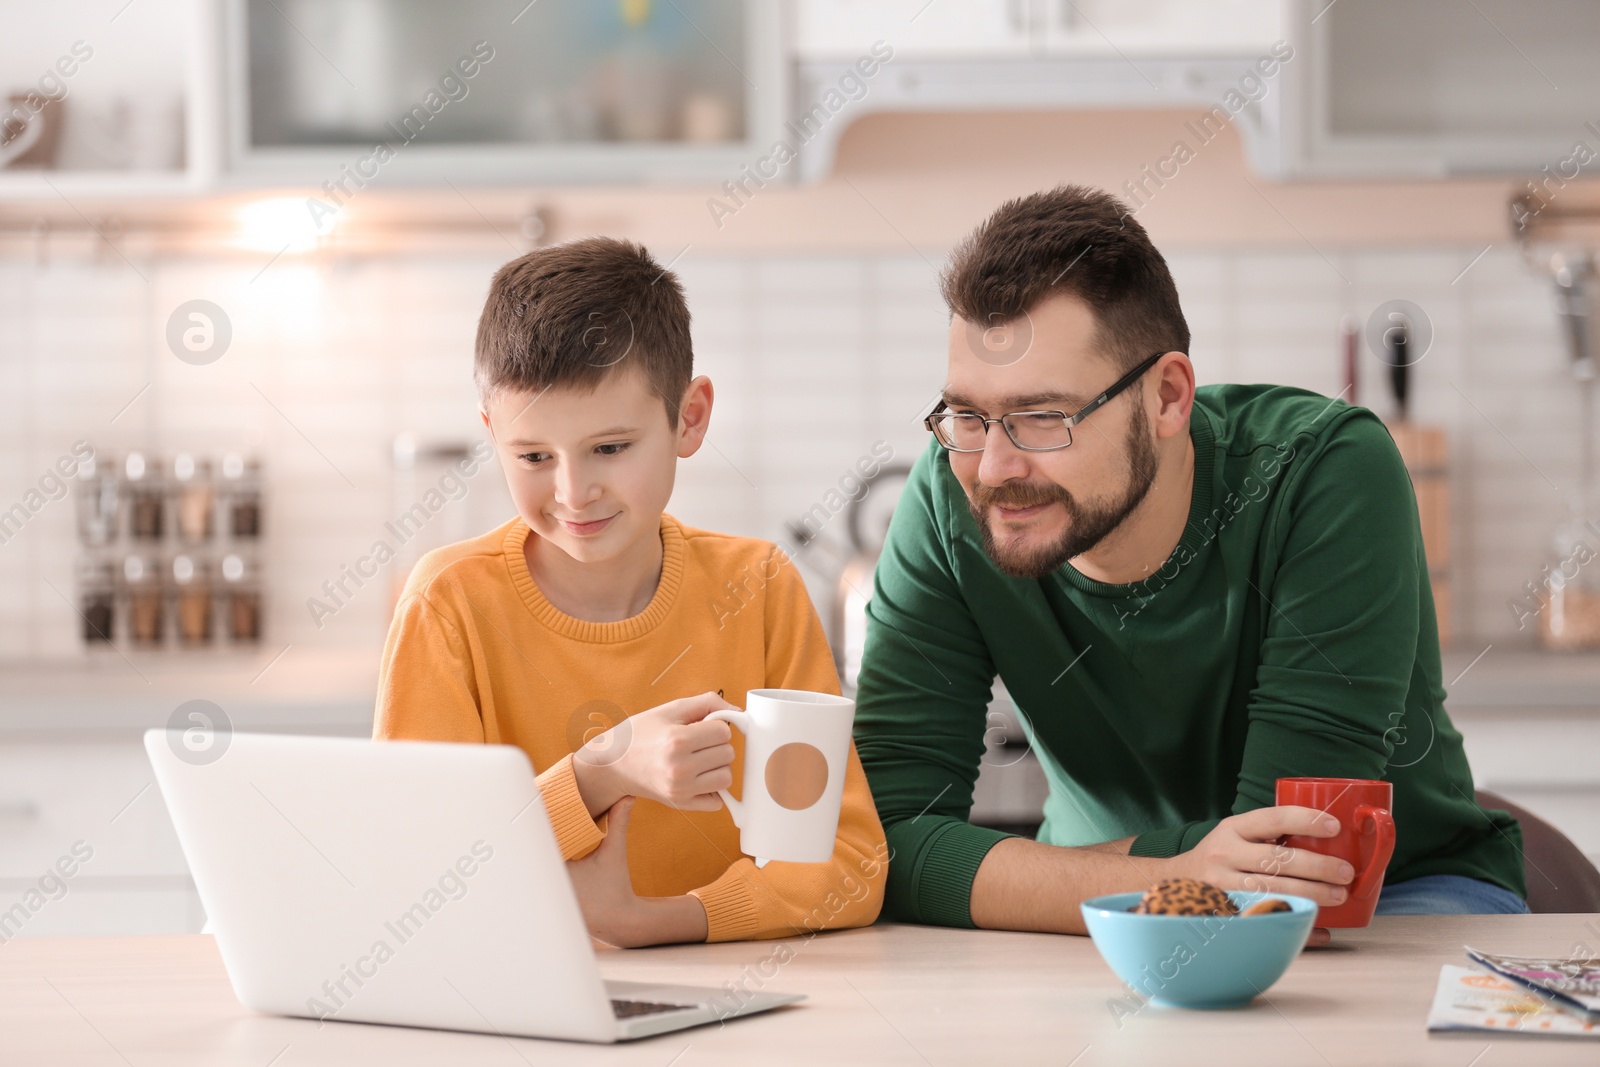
[475,237,693,423]
[940,184,1189,373]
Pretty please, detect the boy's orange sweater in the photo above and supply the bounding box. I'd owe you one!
[373,514,886,941]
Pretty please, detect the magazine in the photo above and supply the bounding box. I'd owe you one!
[1428,966,1599,1037]
[1466,947,1600,1017]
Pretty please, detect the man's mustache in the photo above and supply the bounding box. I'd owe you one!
[969,480,1074,512]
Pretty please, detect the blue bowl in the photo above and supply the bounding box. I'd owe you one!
[1080,891,1316,1009]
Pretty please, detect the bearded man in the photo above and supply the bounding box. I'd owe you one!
[852,185,1526,940]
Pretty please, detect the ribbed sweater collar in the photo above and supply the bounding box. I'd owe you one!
[504,515,685,643]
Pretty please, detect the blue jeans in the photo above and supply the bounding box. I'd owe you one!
[1374,874,1529,916]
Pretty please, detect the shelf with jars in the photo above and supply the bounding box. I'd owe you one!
[74,448,265,653]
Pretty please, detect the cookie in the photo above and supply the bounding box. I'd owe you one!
[1241,898,1292,916]
[1133,877,1239,917]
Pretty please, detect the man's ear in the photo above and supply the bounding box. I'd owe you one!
[675,376,714,459]
[1152,353,1195,441]
[479,407,494,438]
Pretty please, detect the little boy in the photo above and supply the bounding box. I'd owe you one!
[374,237,886,946]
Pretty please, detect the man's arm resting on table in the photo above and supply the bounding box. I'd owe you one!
[969,838,1167,934]
[968,807,1354,935]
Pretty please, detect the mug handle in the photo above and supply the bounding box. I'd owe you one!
[0,109,45,169]
[704,709,750,828]
[1349,805,1396,901]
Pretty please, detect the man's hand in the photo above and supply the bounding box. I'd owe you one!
[566,798,709,948]
[1176,806,1353,904]
[570,692,738,819]
[1174,805,1353,948]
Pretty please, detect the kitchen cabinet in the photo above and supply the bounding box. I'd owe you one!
[792,0,1281,60]
[0,743,203,937]
[0,650,373,938]
[790,51,1290,181]
[227,0,786,186]
[794,0,1038,59]
[1037,1,1283,56]
[1279,0,1600,177]
[1446,649,1600,870]
[0,0,221,200]
[789,0,1292,180]
[0,0,783,198]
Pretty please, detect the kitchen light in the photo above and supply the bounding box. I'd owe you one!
[235,196,335,254]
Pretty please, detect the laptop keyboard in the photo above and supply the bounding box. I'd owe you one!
[611,998,694,1019]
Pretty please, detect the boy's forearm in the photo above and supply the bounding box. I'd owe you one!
[968,837,1168,934]
[625,894,709,946]
[571,756,625,820]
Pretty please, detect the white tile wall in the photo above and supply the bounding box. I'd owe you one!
[0,243,1589,659]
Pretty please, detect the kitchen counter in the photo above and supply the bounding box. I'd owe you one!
[0,642,1596,738]
[1442,645,1600,711]
[0,647,378,738]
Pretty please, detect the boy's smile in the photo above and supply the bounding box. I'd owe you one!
[560,514,618,537]
[480,364,713,622]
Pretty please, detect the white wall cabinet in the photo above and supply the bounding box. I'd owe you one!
[1038,0,1282,56]
[792,0,1282,60]
[788,0,1292,180]
[794,0,1038,59]
[0,0,220,199]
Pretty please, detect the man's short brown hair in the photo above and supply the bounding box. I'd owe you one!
[475,237,692,423]
[940,185,1189,372]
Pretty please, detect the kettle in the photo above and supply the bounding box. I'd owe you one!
[785,462,912,691]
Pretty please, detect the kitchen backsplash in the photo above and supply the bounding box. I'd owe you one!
[0,243,1587,660]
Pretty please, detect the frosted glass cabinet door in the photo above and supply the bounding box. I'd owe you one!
[228,0,782,183]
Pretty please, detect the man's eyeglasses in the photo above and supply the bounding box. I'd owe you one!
[924,352,1164,453]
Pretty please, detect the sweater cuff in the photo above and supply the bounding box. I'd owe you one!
[689,865,762,942]
[913,822,1014,929]
[535,754,605,861]
[1129,819,1218,859]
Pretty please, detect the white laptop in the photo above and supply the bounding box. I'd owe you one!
[144,730,804,1043]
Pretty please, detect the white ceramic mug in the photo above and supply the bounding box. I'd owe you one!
[705,689,855,868]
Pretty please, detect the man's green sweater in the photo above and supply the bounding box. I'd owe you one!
[854,384,1524,928]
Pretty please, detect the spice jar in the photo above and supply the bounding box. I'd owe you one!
[123,553,164,647]
[75,452,119,546]
[221,553,262,644]
[125,452,164,542]
[172,554,212,647]
[78,557,115,644]
[172,453,215,544]
[222,453,262,539]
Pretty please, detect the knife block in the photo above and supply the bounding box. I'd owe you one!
[1387,422,1451,647]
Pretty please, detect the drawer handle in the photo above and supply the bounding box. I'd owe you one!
[0,801,40,821]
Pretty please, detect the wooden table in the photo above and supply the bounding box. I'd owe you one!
[2,916,1597,1065]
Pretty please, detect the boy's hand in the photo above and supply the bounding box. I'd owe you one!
[1174,806,1353,949]
[571,692,738,818]
[567,798,708,948]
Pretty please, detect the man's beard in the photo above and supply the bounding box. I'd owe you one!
[967,404,1159,580]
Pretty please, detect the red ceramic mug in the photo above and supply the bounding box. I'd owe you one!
[1275,777,1396,928]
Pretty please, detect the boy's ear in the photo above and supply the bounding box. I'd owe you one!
[479,407,493,437]
[675,376,714,459]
